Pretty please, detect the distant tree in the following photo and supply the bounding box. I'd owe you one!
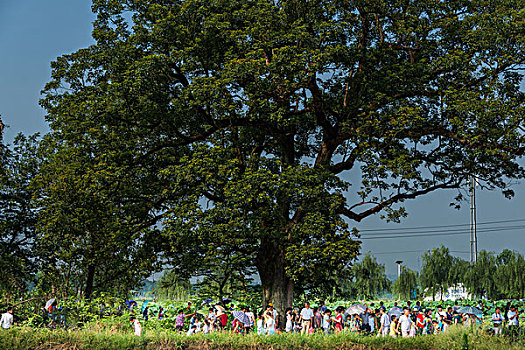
[350,253,390,300]
[420,246,453,300]
[464,250,499,299]
[0,133,40,297]
[393,267,418,300]
[156,270,192,300]
[495,250,525,299]
[448,256,469,289]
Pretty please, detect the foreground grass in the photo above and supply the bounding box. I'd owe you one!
[0,326,523,350]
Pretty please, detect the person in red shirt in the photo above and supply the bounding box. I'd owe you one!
[219,312,228,330]
[415,309,425,334]
[334,309,343,333]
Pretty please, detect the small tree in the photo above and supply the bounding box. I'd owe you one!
[420,246,453,300]
[351,253,390,300]
[393,267,418,300]
[495,250,525,299]
[464,250,498,299]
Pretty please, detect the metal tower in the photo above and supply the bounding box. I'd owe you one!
[470,176,477,263]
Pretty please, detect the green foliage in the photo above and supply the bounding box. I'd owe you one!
[496,249,525,299]
[347,253,391,300]
[39,0,525,309]
[155,270,192,301]
[420,246,453,300]
[33,134,164,299]
[392,267,418,300]
[464,250,499,299]
[0,133,41,295]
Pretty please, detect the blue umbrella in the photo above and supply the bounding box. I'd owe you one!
[346,304,367,315]
[388,307,402,318]
[458,306,482,315]
[232,310,250,325]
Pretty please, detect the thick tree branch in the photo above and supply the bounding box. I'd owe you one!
[340,181,461,222]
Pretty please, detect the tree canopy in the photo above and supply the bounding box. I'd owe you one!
[39,0,525,314]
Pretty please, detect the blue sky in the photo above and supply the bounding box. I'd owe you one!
[1,0,524,277]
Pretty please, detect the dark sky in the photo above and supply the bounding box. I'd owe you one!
[1,0,524,278]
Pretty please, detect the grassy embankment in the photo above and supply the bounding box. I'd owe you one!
[0,326,523,350]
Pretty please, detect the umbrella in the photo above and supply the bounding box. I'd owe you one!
[215,305,226,313]
[388,307,402,318]
[141,300,150,312]
[201,298,213,306]
[345,304,367,315]
[232,310,251,325]
[222,298,232,304]
[45,298,56,309]
[458,306,482,315]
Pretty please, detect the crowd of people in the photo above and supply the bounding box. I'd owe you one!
[133,299,521,338]
[0,298,521,339]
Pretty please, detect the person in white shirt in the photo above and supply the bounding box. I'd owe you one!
[379,307,390,337]
[299,302,314,335]
[491,307,504,335]
[435,305,446,321]
[1,307,13,329]
[397,307,412,337]
[507,304,520,339]
[322,309,332,335]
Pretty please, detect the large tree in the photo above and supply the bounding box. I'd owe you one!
[41,0,525,319]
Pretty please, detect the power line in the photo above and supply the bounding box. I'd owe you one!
[362,250,470,255]
[359,224,525,237]
[356,218,525,233]
[359,225,524,240]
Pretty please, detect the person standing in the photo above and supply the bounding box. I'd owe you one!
[491,307,504,335]
[267,303,279,330]
[175,309,195,332]
[378,307,390,337]
[333,309,344,333]
[322,309,332,335]
[244,307,255,333]
[313,307,322,332]
[397,307,413,338]
[359,308,371,334]
[299,302,314,335]
[130,316,142,336]
[1,307,13,329]
[319,301,327,314]
[285,308,293,333]
[507,305,520,338]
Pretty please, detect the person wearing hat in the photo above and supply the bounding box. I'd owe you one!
[267,303,279,329]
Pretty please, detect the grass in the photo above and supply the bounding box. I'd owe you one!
[0,326,524,350]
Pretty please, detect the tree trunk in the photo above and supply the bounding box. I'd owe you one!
[84,264,96,300]
[256,239,294,329]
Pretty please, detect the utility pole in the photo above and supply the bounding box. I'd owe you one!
[470,176,477,263]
